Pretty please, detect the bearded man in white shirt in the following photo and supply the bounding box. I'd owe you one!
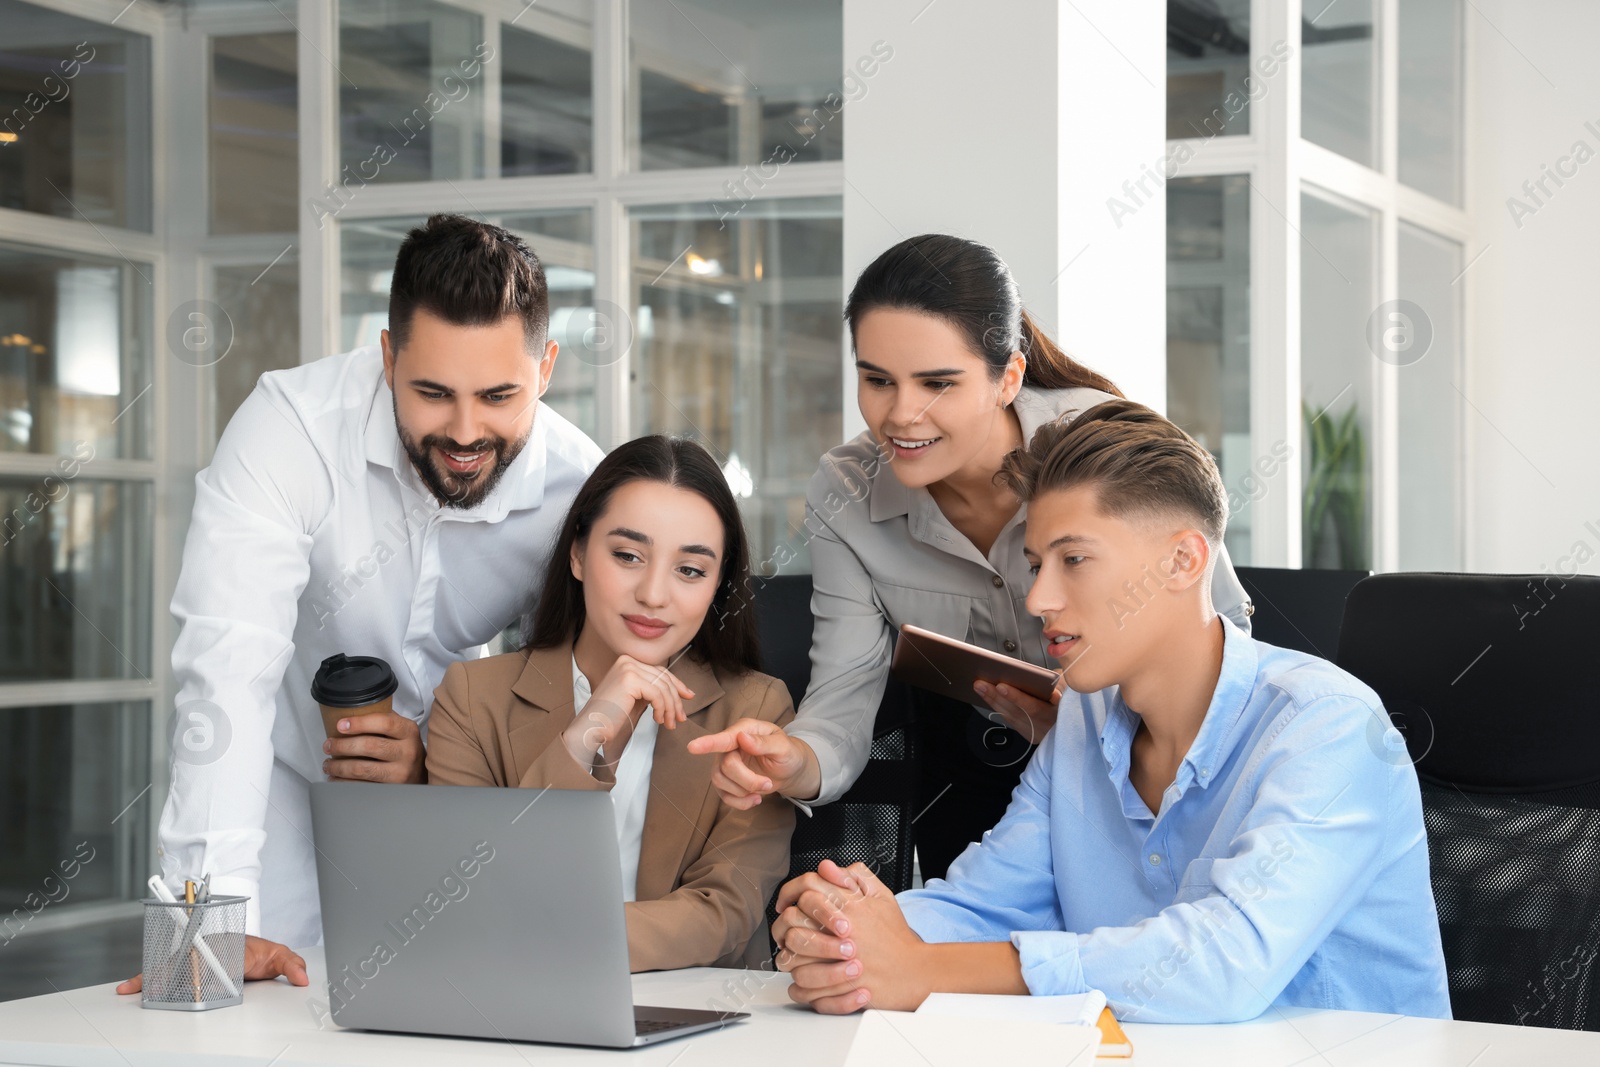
[117,215,603,994]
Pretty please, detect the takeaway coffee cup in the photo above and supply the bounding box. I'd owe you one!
[310,653,399,741]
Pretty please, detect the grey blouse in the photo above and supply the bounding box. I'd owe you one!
[785,386,1254,805]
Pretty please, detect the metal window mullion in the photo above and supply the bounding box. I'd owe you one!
[481,16,503,178]
[1391,183,1471,243]
[1221,171,1253,557]
[1300,140,1393,209]
[0,454,156,479]
[0,679,159,711]
[1379,0,1399,181]
[1457,3,1478,570]
[299,0,341,364]
[335,173,606,217]
[168,16,211,467]
[1371,0,1401,573]
[594,0,629,449]
[328,161,845,220]
[1168,136,1263,178]
[143,0,179,889]
[0,208,162,262]
[36,0,163,32]
[611,161,844,205]
[593,195,629,450]
[619,0,641,173]
[198,234,305,264]
[1252,0,1303,567]
[1374,202,1400,573]
[181,5,289,36]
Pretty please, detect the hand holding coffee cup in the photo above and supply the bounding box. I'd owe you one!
[311,654,425,784]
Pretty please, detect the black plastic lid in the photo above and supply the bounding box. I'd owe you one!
[310,654,398,707]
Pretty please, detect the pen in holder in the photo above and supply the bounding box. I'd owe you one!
[139,895,247,1010]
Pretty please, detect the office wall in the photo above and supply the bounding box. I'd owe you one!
[1466,0,1600,575]
[841,0,1165,437]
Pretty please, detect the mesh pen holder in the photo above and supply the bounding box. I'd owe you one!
[139,895,247,1011]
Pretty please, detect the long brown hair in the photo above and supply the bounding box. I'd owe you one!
[524,435,761,676]
[845,234,1124,397]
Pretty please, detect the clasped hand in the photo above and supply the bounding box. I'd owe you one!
[771,859,930,1013]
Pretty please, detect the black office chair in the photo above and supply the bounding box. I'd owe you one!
[1336,572,1600,1030]
[1237,565,1369,659]
[749,574,918,950]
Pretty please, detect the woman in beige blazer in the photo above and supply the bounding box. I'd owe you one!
[426,435,794,972]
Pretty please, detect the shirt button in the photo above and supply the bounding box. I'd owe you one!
[1003,639,1017,652]
[1200,768,1211,778]
[991,575,1004,588]
[1148,853,1162,866]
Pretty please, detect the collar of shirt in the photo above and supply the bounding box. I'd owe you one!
[363,351,550,524]
[1097,614,1259,819]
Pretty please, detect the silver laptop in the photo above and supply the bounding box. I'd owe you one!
[308,782,748,1048]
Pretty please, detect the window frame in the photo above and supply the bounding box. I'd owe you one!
[0,0,171,931]
[4,0,847,926]
[295,0,844,451]
[1167,0,1474,570]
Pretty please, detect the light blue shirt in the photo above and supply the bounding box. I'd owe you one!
[898,616,1451,1023]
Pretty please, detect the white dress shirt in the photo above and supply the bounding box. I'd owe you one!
[569,655,657,902]
[157,346,602,947]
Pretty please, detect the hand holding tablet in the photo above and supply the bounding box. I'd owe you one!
[890,624,1062,706]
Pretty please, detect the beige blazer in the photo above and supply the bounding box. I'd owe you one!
[784,385,1256,804]
[424,644,795,972]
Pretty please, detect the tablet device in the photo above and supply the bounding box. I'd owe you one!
[890,623,1060,705]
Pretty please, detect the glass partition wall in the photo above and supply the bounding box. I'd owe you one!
[0,0,159,926]
[0,0,845,929]
[1164,0,1470,570]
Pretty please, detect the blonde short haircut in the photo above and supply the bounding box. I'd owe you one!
[998,399,1228,545]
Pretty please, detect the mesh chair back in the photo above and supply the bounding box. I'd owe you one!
[1336,572,1600,1029]
[750,575,918,951]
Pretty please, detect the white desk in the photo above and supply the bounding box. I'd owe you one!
[2,947,1597,1066]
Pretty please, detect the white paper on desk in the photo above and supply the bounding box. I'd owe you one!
[917,989,1108,1027]
[844,1010,1099,1067]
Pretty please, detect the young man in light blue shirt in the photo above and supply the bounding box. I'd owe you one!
[773,400,1451,1022]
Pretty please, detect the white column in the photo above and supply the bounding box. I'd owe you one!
[841,0,1166,437]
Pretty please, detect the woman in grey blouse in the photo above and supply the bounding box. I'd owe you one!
[690,235,1253,877]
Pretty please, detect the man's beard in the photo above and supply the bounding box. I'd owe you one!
[395,405,531,510]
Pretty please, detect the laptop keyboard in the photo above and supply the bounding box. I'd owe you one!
[635,1017,684,1035]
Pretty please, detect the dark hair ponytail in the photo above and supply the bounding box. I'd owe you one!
[845,234,1124,398]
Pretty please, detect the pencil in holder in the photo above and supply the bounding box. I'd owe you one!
[139,895,247,1010]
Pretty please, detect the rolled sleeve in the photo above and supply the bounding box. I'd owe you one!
[1010,931,1090,996]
